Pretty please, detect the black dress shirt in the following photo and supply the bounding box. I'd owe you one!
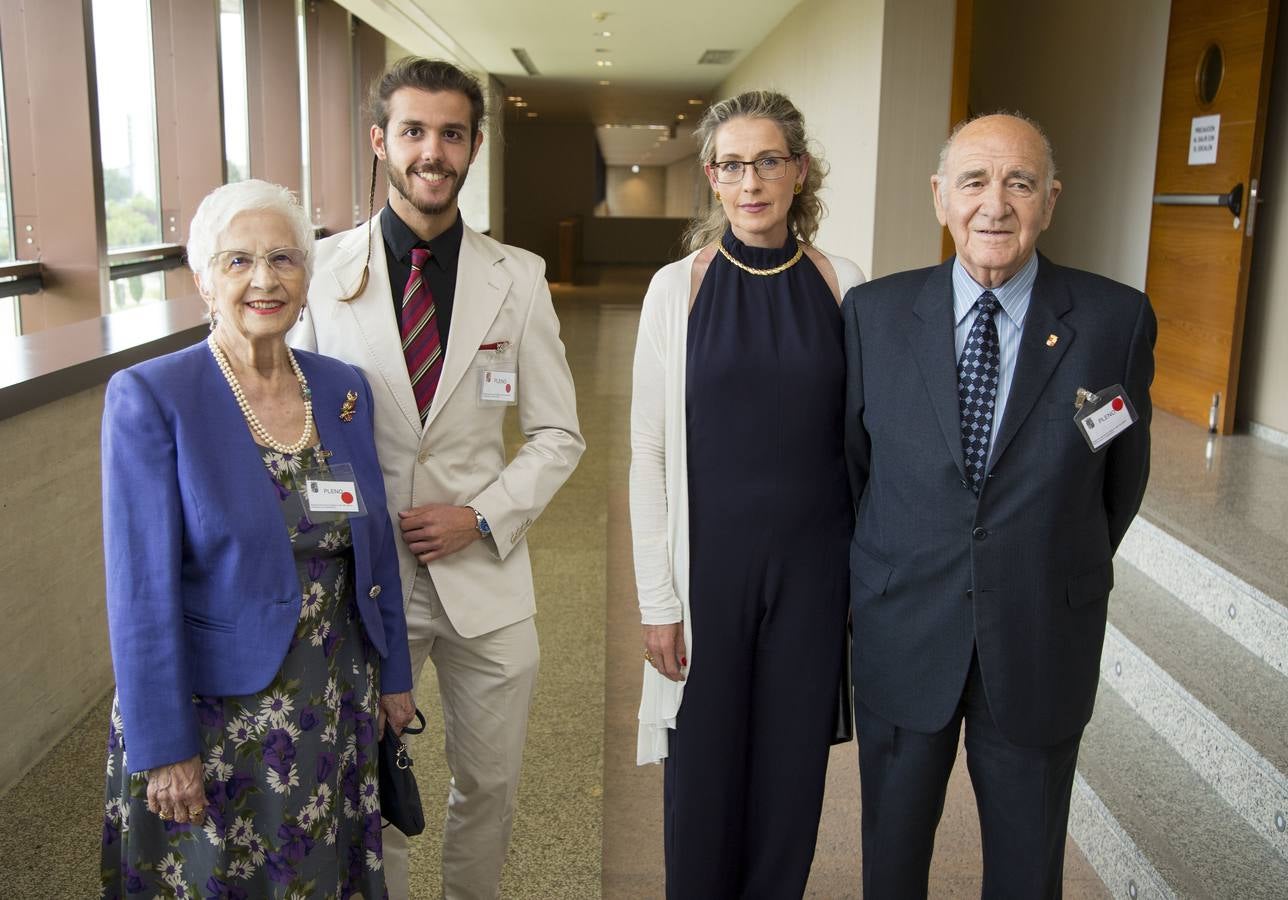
[381,205,463,352]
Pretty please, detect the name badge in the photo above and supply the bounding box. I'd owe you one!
[302,462,367,517]
[1075,384,1138,452]
[479,368,517,405]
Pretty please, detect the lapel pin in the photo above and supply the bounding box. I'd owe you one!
[1046,334,1059,347]
[339,390,358,422]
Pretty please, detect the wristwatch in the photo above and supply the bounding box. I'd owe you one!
[468,506,491,540]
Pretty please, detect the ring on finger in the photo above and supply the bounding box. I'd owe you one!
[643,649,654,663]
[160,810,174,821]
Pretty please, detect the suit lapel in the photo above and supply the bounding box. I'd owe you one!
[327,218,422,437]
[987,255,1073,470]
[908,260,967,478]
[422,227,511,431]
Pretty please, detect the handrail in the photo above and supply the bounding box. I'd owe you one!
[0,261,44,300]
[107,243,187,281]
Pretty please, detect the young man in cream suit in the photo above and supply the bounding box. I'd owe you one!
[292,58,583,900]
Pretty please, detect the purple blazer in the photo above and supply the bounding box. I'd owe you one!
[102,341,412,773]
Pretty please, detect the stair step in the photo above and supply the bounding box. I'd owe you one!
[1074,687,1288,899]
[1117,516,1288,680]
[1140,411,1288,610]
[1109,561,1288,775]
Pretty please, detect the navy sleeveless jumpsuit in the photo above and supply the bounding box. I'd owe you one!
[664,229,852,898]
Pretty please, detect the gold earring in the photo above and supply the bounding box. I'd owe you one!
[714,190,722,201]
[793,182,802,195]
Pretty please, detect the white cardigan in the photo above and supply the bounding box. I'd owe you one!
[630,245,866,764]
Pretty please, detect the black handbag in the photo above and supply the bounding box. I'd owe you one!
[379,709,427,836]
[832,625,854,745]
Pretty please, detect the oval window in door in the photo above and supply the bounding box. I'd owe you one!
[1196,43,1224,106]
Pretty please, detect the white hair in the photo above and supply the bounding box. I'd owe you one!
[187,179,314,291]
[936,111,1058,198]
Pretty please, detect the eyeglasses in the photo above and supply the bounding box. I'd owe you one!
[708,155,797,184]
[211,248,307,277]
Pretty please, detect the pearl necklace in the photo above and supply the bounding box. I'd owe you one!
[717,242,805,276]
[207,335,314,454]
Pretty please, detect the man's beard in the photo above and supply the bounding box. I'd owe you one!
[386,160,471,217]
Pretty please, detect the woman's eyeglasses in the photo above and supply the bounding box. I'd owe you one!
[211,248,307,277]
[707,156,797,184]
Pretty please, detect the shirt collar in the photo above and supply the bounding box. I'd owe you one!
[952,252,1039,329]
[380,204,464,272]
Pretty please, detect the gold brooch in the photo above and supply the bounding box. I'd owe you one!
[1046,334,1059,347]
[339,390,358,422]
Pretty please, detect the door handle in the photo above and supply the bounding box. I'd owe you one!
[1153,183,1243,226]
[1246,179,1262,237]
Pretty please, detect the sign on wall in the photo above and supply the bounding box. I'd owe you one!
[1188,114,1220,165]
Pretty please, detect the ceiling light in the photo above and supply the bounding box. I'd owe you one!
[676,114,686,120]
[598,80,611,86]
[512,47,540,76]
[527,112,539,118]
[515,101,528,108]
[594,31,613,37]
[591,11,609,22]
[596,59,613,67]
[688,99,704,106]
[631,164,640,173]
[505,95,523,102]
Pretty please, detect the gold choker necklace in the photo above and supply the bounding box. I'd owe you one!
[717,242,804,276]
[208,335,315,454]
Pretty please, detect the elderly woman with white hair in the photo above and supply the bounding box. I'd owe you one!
[99,178,414,898]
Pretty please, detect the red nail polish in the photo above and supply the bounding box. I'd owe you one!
[681,657,687,666]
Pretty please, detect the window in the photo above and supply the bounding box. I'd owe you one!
[92,0,166,312]
[296,0,313,221]
[220,0,250,183]
[0,40,20,339]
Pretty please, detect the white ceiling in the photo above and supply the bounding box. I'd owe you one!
[335,0,803,163]
[596,122,700,168]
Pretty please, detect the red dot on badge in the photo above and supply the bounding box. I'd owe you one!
[341,491,354,504]
[1112,397,1124,412]
[505,383,512,394]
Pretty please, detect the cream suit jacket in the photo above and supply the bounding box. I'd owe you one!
[292,218,585,638]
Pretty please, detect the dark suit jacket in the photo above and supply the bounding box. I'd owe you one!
[102,342,413,773]
[842,253,1155,748]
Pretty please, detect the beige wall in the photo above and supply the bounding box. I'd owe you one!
[603,166,667,217]
[970,0,1169,290]
[1239,8,1288,434]
[870,0,956,278]
[0,387,112,794]
[666,155,704,220]
[717,0,887,273]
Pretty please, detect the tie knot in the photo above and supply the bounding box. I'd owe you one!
[410,247,431,270]
[977,290,999,316]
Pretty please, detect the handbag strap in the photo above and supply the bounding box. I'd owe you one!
[400,709,428,735]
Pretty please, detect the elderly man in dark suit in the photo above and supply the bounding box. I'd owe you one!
[842,113,1155,898]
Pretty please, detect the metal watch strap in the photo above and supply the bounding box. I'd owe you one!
[468,506,490,538]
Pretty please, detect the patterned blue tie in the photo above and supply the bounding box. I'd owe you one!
[958,291,1000,494]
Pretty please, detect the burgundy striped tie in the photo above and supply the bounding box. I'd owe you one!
[401,247,443,422]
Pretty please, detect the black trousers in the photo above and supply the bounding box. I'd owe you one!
[854,652,1083,900]
[662,550,847,900]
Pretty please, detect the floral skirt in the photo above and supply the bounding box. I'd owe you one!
[101,450,386,899]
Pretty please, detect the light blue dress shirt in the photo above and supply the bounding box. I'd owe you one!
[952,252,1039,461]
